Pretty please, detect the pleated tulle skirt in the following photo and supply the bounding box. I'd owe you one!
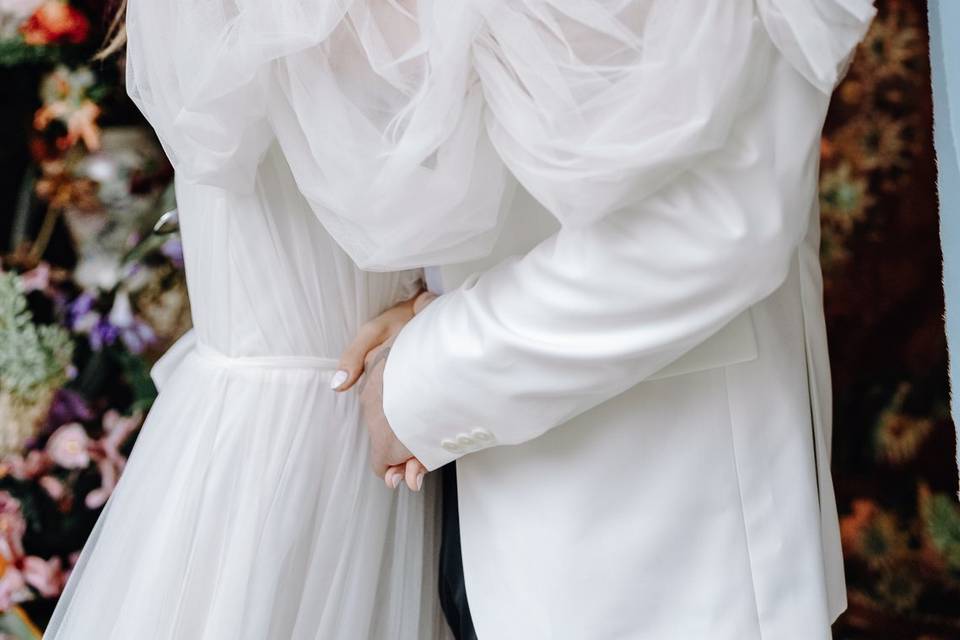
[44,340,449,639]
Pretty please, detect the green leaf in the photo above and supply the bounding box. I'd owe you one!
[0,608,41,639]
[0,40,63,68]
[922,492,960,570]
[0,273,73,401]
[113,348,158,413]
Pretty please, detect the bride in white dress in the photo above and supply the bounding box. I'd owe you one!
[44,145,447,638]
[44,2,459,636]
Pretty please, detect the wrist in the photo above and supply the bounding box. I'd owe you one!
[413,290,438,315]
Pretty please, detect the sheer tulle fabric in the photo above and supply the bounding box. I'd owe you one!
[756,0,877,93]
[46,350,445,639]
[45,147,450,639]
[125,0,875,270]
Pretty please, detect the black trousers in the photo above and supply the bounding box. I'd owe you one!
[438,463,478,640]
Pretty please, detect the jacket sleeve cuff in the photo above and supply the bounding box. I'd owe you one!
[382,306,462,472]
[382,294,507,471]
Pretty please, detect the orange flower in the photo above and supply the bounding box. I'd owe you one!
[840,499,909,569]
[34,99,102,152]
[20,1,90,46]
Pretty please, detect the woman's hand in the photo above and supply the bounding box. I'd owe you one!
[333,288,438,491]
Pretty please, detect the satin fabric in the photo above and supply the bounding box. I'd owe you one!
[125,0,876,270]
[379,3,874,638]
[386,51,854,640]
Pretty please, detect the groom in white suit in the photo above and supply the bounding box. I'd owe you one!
[336,4,876,639]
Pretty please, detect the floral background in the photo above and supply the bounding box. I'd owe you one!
[0,0,186,636]
[821,1,960,638]
[0,0,956,638]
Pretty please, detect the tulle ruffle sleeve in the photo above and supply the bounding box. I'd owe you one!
[125,0,874,270]
[471,0,764,229]
[124,0,357,192]
[127,0,513,268]
[756,0,877,94]
[262,2,513,269]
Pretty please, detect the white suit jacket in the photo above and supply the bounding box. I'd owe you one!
[383,22,858,640]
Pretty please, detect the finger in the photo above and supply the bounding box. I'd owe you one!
[384,464,404,490]
[372,456,390,480]
[333,322,386,391]
[404,458,427,492]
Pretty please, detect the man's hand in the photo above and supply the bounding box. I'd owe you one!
[333,289,437,491]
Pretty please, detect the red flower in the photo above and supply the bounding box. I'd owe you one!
[20,1,90,46]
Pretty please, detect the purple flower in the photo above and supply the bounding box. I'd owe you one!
[89,316,119,350]
[66,292,95,326]
[161,237,184,269]
[108,291,156,354]
[67,292,103,340]
[120,320,156,355]
[45,389,94,432]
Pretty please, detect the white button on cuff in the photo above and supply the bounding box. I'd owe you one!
[456,435,475,447]
[441,439,462,453]
[471,428,494,443]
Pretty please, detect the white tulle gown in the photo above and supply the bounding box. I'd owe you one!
[44,145,450,639]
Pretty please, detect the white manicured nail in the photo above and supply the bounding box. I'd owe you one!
[390,473,402,489]
[330,370,348,390]
[415,473,425,491]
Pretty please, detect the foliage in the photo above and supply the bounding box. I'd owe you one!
[0,2,182,636]
[0,273,71,401]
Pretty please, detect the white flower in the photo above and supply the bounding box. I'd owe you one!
[73,253,121,291]
[46,423,91,470]
[108,290,134,328]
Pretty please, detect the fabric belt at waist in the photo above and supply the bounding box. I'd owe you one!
[194,342,339,371]
[151,330,340,391]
